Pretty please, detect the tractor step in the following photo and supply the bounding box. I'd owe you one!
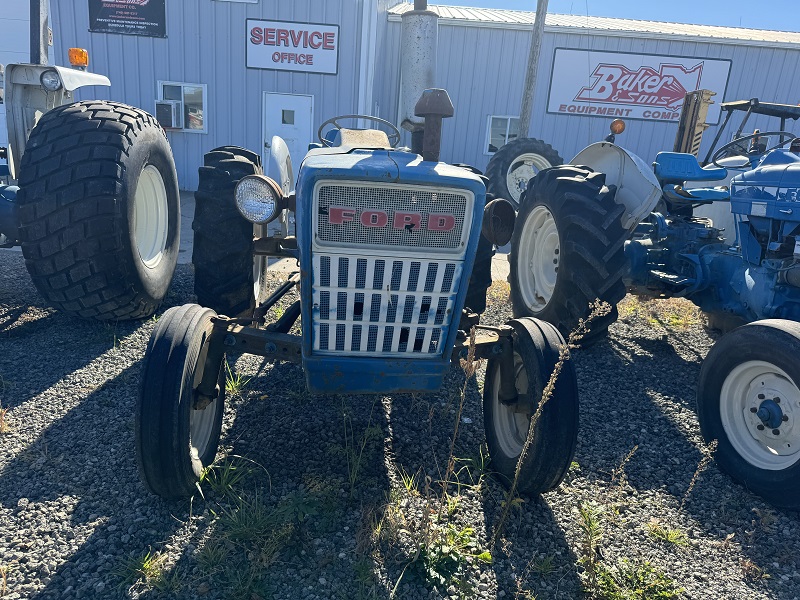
[649,269,694,287]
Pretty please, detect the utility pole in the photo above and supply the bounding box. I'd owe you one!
[30,0,50,65]
[518,0,548,139]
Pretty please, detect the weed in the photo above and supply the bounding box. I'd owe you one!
[201,455,268,497]
[113,549,176,592]
[1,564,8,597]
[741,558,770,581]
[224,361,251,396]
[646,520,688,546]
[492,300,611,547]
[196,538,231,575]
[595,559,684,599]
[399,466,421,496]
[527,554,556,576]
[275,489,320,526]
[577,502,605,590]
[337,398,382,497]
[610,445,639,488]
[217,492,278,541]
[680,439,718,512]
[405,524,491,591]
[618,296,700,329]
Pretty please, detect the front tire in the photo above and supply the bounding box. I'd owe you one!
[136,304,225,498]
[697,319,800,509]
[193,146,268,317]
[509,166,629,344]
[483,318,578,495]
[485,138,563,208]
[16,101,180,320]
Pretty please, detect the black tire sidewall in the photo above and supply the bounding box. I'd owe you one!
[697,320,800,503]
[486,138,564,207]
[123,127,181,303]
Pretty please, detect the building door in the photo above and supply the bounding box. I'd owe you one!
[263,92,314,175]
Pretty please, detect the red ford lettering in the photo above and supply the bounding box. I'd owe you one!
[328,206,356,224]
[361,210,389,228]
[427,213,456,232]
[393,212,422,231]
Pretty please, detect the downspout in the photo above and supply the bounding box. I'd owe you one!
[357,0,378,118]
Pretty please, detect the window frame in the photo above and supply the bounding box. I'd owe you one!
[484,115,520,156]
[156,80,208,134]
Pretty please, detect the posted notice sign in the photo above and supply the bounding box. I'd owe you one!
[246,19,339,75]
[547,49,731,124]
[88,0,166,38]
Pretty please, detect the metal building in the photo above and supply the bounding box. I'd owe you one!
[34,1,800,189]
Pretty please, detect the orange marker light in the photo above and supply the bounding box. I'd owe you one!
[610,119,626,135]
[68,48,89,68]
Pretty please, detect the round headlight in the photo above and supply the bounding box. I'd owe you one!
[234,175,283,224]
[40,69,63,92]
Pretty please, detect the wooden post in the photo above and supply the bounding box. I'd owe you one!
[518,0,548,139]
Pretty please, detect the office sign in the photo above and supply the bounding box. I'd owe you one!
[88,0,166,38]
[547,48,731,124]
[246,19,339,75]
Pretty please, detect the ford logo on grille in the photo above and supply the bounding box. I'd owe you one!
[322,206,456,232]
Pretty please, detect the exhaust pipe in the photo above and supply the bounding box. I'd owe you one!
[400,0,438,154]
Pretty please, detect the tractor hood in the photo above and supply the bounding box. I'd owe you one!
[730,151,800,221]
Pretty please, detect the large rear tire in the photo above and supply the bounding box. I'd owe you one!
[16,101,180,320]
[697,319,800,510]
[483,318,578,495]
[136,303,225,499]
[485,138,563,208]
[193,146,268,317]
[509,166,628,344]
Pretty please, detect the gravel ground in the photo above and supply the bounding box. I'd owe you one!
[1,247,800,600]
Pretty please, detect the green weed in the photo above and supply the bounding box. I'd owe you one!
[224,361,251,396]
[595,559,684,599]
[646,520,688,547]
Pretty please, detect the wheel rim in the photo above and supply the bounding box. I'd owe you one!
[491,353,531,458]
[506,153,553,204]
[515,205,559,313]
[720,360,800,470]
[133,164,169,269]
[190,395,220,460]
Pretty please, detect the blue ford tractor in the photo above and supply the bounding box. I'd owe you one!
[134,88,579,499]
[509,95,800,508]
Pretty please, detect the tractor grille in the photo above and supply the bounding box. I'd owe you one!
[311,254,462,357]
[314,182,471,253]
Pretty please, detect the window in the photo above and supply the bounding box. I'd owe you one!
[156,81,207,133]
[485,116,520,154]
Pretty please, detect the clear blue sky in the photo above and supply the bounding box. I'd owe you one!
[434,0,800,32]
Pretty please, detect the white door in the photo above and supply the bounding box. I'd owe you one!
[263,93,314,175]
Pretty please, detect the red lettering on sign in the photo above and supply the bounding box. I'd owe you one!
[329,206,356,225]
[427,213,456,232]
[290,29,303,47]
[264,28,276,45]
[276,29,289,46]
[250,27,263,45]
[309,31,323,49]
[323,32,335,50]
[393,212,422,231]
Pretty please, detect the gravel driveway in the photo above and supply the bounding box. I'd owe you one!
[1,247,799,600]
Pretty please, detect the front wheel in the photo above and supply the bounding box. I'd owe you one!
[483,318,578,495]
[485,138,563,208]
[509,166,629,344]
[697,319,800,509]
[136,304,225,498]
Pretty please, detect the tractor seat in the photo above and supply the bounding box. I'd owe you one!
[654,152,727,184]
[662,184,729,204]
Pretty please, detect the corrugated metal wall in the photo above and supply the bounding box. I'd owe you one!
[379,18,800,172]
[0,1,31,149]
[51,0,371,190]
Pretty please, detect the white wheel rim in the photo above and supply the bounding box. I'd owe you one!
[720,360,800,470]
[515,205,559,313]
[491,353,531,458]
[133,164,169,269]
[190,395,220,460]
[506,153,553,204]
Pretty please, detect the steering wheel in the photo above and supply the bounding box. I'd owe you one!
[712,131,797,168]
[318,114,401,148]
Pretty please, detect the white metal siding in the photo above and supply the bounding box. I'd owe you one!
[0,1,30,149]
[377,19,800,172]
[50,0,372,190]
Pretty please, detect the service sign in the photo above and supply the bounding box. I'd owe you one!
[547,49,731,124]
[246,19,339,75]
[88,0,166,38]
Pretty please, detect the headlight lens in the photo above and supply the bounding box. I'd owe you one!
[234,175,283,224]
[40,69,63,92]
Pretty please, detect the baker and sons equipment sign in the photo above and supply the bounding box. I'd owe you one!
[88,0,166,38]
[246,20,340,75]
[547,49,731,124]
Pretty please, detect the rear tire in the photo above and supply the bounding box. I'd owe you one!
[485,138,563,208]
[193,146,268,317]
[697,319,800,510]
[483,318,578,495]
[16,101,180,320]
[509,166,628,344]
[136,304,225,499]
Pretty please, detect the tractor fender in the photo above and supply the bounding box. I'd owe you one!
[571,142,661,230]
[4,64,110,180]
[266,135,294,237]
